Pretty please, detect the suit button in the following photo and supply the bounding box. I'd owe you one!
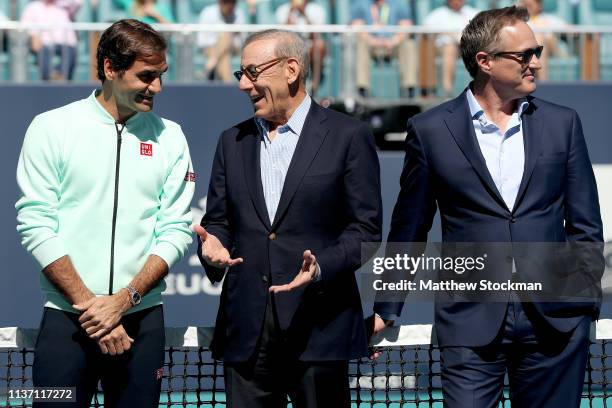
[510,217,517,223]
[268,232,277,240]
[262,275,269,283]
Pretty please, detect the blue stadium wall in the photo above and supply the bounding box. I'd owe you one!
[1,83,611,328]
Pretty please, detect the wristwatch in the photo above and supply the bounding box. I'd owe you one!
[127,285,142,306]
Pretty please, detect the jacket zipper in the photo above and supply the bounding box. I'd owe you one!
[109,123,124,295]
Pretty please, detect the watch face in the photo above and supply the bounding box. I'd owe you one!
[132,292,141,305]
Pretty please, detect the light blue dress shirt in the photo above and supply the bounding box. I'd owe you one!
[466,88,529,211]
[256,94,311,224]
[255,95,321,280]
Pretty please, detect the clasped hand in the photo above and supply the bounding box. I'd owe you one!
[74,292,132,355]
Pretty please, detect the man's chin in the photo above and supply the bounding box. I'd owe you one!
[252,107,268,119]
[135,102,154,112]
[517,81,536,96]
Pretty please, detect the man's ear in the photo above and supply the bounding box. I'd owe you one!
[286,58,301,85]
[103,58,116,81]
[475,51,492,75]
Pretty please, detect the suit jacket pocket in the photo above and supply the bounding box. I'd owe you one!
[303,169,343,179]
[537,152,566,164]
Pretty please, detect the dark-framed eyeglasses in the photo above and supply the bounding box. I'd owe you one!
[233,57,286,82]
[492,45,544,65]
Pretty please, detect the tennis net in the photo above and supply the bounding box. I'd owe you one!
[1,321,611,407]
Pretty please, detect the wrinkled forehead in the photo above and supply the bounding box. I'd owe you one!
[241,39,278,67]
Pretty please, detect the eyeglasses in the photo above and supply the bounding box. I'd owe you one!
[492,45,544,65]
[233,57,286,82]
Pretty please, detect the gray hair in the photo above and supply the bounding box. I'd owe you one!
[460,6,530,78]
[243,29,310,84]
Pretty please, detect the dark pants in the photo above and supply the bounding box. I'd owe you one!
[441,295,590,408]
[33,306,165,408]
[37,45,76,80]
[224,294,350,408]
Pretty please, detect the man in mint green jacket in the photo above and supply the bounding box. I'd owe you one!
[15,19,194,407]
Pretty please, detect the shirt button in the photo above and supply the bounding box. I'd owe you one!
[268,232,277,240]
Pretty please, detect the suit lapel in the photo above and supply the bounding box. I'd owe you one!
[271,103,329,229]
[444,94,510,212]
[513,100,542,212]
[240,120,272,230]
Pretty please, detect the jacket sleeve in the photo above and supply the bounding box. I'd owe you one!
[199,132,234,283]
[564,110,603,243]
[16,115,68,269]
[562,110,604,308]
[315,123,383,287]
[374,118,438,319]
[149,126,195,268]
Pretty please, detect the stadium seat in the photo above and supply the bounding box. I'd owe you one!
[370,59,402,99]
[97,0,129,22]
[177,0,216,23]
[579,0,612,81]
[0,0,10,20]
[255,0,275,24]
[580,0,612,25]
[0,0,9,80]
[15,0,30,19]
[335,0,351,24]
[541,0,572,22]
[415,0,483,25]
[548,56,580,81]
[74,0,95,22]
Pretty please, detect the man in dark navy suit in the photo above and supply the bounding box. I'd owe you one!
[194,29,382,407]
[372,6,603,407]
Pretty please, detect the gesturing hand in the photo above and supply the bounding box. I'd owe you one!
[269,250,317,294]
[193,225,243,268]
[97,324,134,355]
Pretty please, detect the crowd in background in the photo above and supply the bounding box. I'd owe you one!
[0,0,597,97]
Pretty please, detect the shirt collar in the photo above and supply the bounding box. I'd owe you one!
[255,94,312,139]
[466,86,529,123]
[90,89,141,125]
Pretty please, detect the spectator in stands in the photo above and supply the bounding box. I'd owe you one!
[56,0,83,21]
[246,0,257,24]
[21,0,78,81]
[350,0,417,98]
[197,0,245,82]
[276,0,327,97]
[129,0,175,24]
[520,0,566,80]
[423,0,478,97]
[0,8,8,54]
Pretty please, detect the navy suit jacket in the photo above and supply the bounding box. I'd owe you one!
[199,102,383,362]
[375,90,603,347]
